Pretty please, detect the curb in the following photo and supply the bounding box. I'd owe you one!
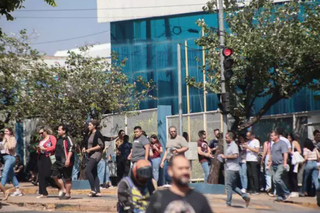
[7,187,117,195]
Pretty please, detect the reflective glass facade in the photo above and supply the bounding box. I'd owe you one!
[110,12,320,115]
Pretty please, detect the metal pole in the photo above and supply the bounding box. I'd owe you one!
[177,43,183,135]
[218,0,228,154]
[202,29,207,132]
[185,40,191,141]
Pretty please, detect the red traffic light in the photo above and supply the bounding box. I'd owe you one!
[223,48,233,57]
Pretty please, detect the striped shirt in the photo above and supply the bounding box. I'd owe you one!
[303,148,318,161]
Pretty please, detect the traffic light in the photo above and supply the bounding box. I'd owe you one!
[223,48,234,80]
[217,92,230,114]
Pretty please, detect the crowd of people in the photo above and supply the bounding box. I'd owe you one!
[1,120,320,211]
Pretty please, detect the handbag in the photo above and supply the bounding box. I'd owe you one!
[291,151,304,165]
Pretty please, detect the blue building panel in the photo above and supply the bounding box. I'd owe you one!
[111,12,320,115]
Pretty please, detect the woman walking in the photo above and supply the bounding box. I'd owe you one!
[115,130,125,184]
[37,127,57,198]
[238,135,248,193]
[0,127,23,197]
[149,134,163,182]
[261,136,272,194]
[287,133,301,197]
[302,138,320,196]
[83,119,105,197]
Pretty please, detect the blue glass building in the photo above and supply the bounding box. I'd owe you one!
[110,12,320,116]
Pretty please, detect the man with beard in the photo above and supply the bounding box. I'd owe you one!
[146,155,212,213]
[117,159,153,213]
[209,129,220,155]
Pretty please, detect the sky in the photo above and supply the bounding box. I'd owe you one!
[0,0,110,55]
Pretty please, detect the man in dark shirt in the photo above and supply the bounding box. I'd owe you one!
[51,124,74,200]
[146,155,212,213]
[118,135,132,178]
[209,129,220,155]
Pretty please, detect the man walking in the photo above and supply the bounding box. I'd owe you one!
[160,126,189,184]
[51,125,75,200]
[222,132,250,207]
[197,130,212,182]
[130,126,150,164]
[244,131,260,195]
[147,155,212,213]
[269,131,290,201]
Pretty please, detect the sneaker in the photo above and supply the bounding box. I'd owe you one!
[268,193,276,197]
[59,191,66,199]
[58,190,64,197]
[59,195,71,200]
[36,195,47,199]
[290,192,299,198]
[245,196,251,208]
[10,191,23,197]
[241,188,247,194]
[250,192,259,195]
[163,184,172,188]
[283,194,291,201]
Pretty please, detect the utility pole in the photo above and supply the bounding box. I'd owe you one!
[218,0,228,154]
[177,43,183,135]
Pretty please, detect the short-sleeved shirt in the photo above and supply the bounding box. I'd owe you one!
[150,142,162,159]
[197,139,210,163]
[88,133,104,162]
[209,139,219,154]
[119,142,132,158]
[246,138,260,162]
[303,148,318,161]
[226,141,240,171]
[131,135,149,163]
[165,135,188,161]
[271,140,288,165]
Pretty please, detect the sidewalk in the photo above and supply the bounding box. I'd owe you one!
[2,183,319,212]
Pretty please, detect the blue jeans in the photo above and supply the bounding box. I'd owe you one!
[1,155,19,188]
[164,160,172,184]
[264,155,272,191]
[302,161,320,193]
[72,154,80,181]
[98,159,110,184]
[201,162,210,182]
[151,158,161,182]
[272,165,290,199]
[239,162,248,189]
[226,170,249,205]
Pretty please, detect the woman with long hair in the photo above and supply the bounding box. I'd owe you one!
[238,135,248,193]
[287,133,301,197]
[149,134,163,182]
[116,129,125,183]
[37,127,57,198]
[302,138,320,196]
[83,119,105,197]
[261,134,272,194]
[0,127,23,197]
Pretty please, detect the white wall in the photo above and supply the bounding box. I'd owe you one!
[97,0,208,23]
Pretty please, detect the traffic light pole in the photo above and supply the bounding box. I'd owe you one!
[218,0,228,155]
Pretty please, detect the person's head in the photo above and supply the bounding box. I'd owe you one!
[270,131,280,142]
[58,124,68,137]
[0,131,4,141]
[214,129,220,139]
[88,119,99,132]
[150,134,158,144]
[304,138,315,151]
[123,135,129,143]
[38,126,52,138]
[132,159,152,186]
[287,133,295,143]
[169,126,177,139]
[276,127,285,136]
[133,126,143,138]
[313,130,320,142]
[198,130,206,140]
[4,127,14,137]
[168,155,190,187]
[118,130,125,139]
[226,132,235,143]
[183,132,189,142]
[238,134,246,143]
[246,131,255,140]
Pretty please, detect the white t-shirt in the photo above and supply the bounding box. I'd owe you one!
[246,138,260,162]
[280,136,291,149]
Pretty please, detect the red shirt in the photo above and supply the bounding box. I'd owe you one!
[150,142,162,159]
[197,139,210,163]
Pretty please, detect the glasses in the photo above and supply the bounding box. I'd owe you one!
[39,132,44,135]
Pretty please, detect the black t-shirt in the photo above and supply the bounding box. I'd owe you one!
[146,189,212,213]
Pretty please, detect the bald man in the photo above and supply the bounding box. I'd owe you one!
[146,155,212,213]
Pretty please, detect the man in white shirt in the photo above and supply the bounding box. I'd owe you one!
[276,127,291,153]
[244,132,260,195]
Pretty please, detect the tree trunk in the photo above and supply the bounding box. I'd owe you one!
[207,133,224,184]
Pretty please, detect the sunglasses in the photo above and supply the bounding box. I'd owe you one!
[39,132,44,135]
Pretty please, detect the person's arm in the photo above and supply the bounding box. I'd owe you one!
[283,152,288,167]
[46,136,57,152]
[222,153,239,159]
[175,137,189,154]
[87,138,103,153]
[144,144,150,160]
[293,141,302,154]
[158,144,163,154]
[261,142,268,166]
[127,149,132,160]
[160,151,167,168]
[303,148,308,161]
[197,147,210,157]
[6,137,17,150]
[244,140,260,153]
[65,137,75,167]
[103,144,109,154]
